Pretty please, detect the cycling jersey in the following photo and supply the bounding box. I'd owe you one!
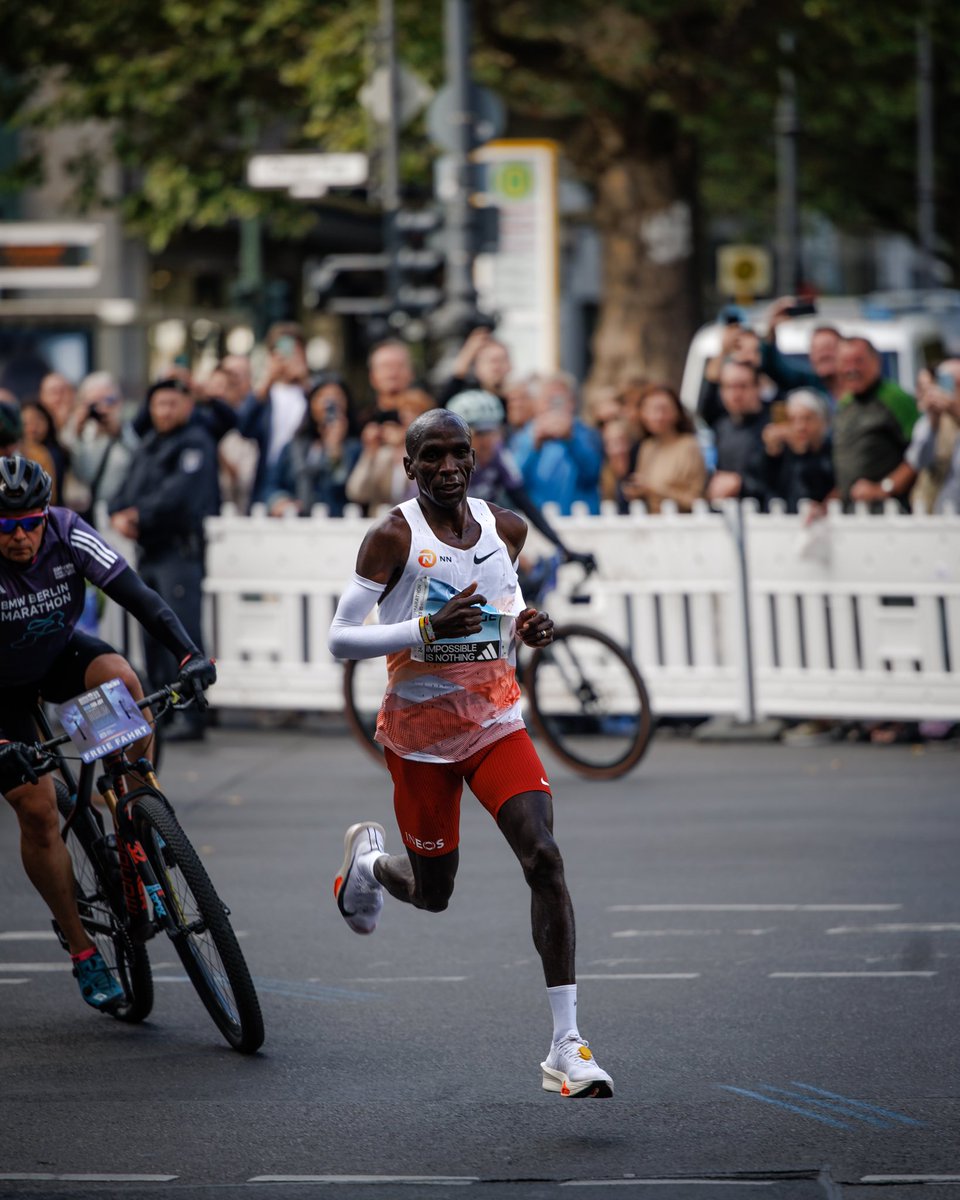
[0,508,126,688]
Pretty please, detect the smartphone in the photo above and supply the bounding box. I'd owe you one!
[784,300,817,318]
[325,401,341,422]
[275,335,297,359]
[719,304,745,325]
[769,400,788,424]
[935,368,956,395]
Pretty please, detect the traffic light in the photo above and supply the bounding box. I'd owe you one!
[394,207,444,316]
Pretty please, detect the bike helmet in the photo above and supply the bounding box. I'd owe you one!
[0,455,53,513]
[446,389,505,431]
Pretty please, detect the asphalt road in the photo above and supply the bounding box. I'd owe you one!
[1,719,958,1200]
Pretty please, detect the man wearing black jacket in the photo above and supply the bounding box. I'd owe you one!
[109,378,219,740]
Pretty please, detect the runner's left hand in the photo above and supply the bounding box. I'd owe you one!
[516,608,554,647]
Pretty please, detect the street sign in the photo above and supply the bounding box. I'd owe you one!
[0,222,103,288]
[472,141,560,375]
[246,154,368,192]
[717,244,772,302]
[426,85,506,154]
[359,65,434,127]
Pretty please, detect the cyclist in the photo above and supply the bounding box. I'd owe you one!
[0,456,216,1012]
[327,409,613,1099]
[444,388,595,574]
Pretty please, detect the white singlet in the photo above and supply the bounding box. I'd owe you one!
[376,497,524,763]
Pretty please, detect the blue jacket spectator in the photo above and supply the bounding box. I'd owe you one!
[509,373,603,514]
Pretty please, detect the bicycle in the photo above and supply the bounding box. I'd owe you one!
[25,676,264,1054]
[342,552,654,780]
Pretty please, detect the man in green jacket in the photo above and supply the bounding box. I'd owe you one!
[832,337,918,510]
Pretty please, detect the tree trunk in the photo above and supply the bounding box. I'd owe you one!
[586,144,700,406]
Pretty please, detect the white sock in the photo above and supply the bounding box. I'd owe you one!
[547,983,579,1044]
[356,848,386,886]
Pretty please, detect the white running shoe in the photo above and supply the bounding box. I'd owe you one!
[541,1033,614,1098]
[334,822,387,935]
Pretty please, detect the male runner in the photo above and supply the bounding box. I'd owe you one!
[327,409,613,1099]
[0,456,216,1012]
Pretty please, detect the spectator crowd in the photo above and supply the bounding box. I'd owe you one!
[1,298,957,744]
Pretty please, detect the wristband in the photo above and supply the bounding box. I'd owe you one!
[419,614,437,644]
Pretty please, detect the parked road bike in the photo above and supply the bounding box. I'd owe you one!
[343,553,654,780]
[26,679,264,1054]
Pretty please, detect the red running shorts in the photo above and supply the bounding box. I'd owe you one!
[383,728,552,857]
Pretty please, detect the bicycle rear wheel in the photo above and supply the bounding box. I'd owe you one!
[132,791,264,1053]
[55,781,153,1022]
[523,624,654,780]
[342,658,387,768]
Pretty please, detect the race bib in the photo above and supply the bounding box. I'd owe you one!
[411,576,514,664]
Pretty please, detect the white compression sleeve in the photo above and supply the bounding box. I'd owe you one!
[327,572,422,660]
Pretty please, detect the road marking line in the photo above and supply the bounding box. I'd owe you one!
[561,1183,775,1189]
[347,976,468,983]
[758,1086,892,1129]
[0,1174,177,1182]
[577,973,701,980]
[861,1177,960,1184]
[608,929,772,938]
[608,904,902,913]
[827,924,960,934]
[789,1083,925,1127]
[250,1175,479,1185]
[0,930,59,940]
[0,979,29,985]
[717,1086,852,1130]
[769,971,937,978]
[0,962,72,972]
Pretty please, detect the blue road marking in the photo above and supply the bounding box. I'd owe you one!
[789,1082,926,1127]
[760,1086,892,1129]
[719,1082,926,1131]
[717,1086,853,1129]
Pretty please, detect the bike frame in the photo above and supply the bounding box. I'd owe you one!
[37,688,187,945]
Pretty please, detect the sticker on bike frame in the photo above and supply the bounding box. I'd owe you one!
[55,677,152,763]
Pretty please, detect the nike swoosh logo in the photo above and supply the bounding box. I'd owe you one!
[540,777,550,787]
[473,549,499,564]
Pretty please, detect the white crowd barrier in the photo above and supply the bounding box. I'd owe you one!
[99,501,960,723]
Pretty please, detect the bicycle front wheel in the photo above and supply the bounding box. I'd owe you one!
[342,658,387,768]
[56,782,153,1022]
[524,625,654,780]
[132,792,264,1053]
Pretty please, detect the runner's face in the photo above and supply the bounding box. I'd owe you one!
[0,512,46,563]
[406,423,475,508]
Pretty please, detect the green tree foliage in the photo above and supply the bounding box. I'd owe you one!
[3,1,959,370]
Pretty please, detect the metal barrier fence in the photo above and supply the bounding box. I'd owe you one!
[100,501,960,723]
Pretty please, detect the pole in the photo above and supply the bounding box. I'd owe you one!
[443,0,477,332]
[379,0,401,310]
[239,106,264,336]
[775,31,800,295]
[916,10,936,288]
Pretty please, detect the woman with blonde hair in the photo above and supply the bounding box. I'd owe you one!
[620,384,706,513]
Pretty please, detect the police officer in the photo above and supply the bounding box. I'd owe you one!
[109,377,219,740]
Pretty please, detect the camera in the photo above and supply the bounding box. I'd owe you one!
[89,406,106,423]
[784,300,817,318]
[935,368,956,396]
[324,401,341,422]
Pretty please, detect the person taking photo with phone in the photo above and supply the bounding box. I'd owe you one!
[237,323,310,507]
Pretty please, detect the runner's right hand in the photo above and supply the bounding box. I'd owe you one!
[430,582,487,639]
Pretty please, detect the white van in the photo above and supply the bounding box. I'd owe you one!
[679,300,946,412]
